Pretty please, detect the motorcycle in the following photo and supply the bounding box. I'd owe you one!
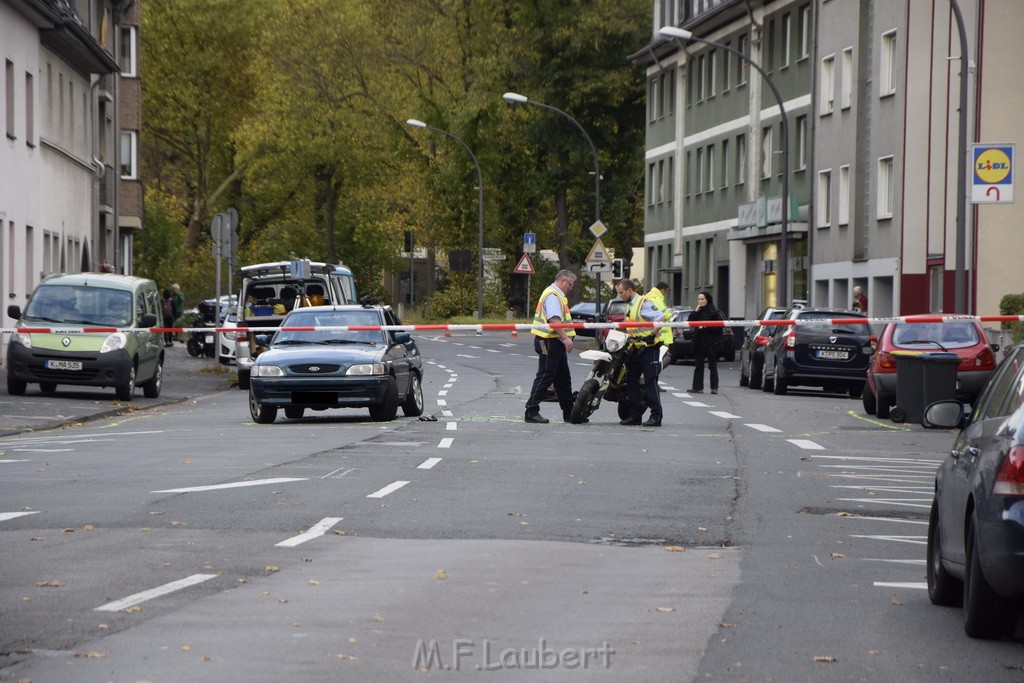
[569,330,667,423]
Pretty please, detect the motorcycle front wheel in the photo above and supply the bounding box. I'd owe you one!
[570,379,601,424]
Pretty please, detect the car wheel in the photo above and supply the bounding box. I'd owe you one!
[748,358,763,390]
[762,360,774,393]
[39,382,57,394]
[617,400,631,421]
[848,382,864,399]
[115,363,137,401]
[249,389,277,424]
[402,373,424,417]
[238,369,251,391]
[773,364,787,395]
[963,516,1017,639]
[186,338,201,357]
[927,500,962,607]
[284,406,305,420]
[876,393,892,420]
[862,384,877,415]
[369,376,400,421]
[7,377,27,396]
[142,360,163,398]
[739,359,749,387]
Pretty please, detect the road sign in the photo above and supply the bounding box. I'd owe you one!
[513,253,534,274]
[588,220,607,239]
[523,232,536,254]
[971,143,1014,203]
[587,262,611,273]
[584,237,612,265]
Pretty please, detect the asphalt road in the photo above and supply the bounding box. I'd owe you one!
[0,332,1022,681]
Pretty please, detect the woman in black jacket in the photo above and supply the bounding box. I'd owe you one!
[689,290,724,394]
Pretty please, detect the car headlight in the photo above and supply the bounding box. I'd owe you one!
[346,363,385,376]
[253,365,284,377]
[224,331,238,341]
[11,332,31,348]
[100,332,127,353]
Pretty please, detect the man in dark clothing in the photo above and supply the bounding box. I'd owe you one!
[524,269,578,424]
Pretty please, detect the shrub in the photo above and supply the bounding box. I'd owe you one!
[999,293,1024,346]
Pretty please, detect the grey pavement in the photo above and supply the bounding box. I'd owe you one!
[0,340,235,437]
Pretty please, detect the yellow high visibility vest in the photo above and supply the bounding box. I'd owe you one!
[626,293,668,346]
[531,286,575,339]
[643,287,673,346]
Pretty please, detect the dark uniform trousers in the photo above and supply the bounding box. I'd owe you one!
[627,344,663,422]
[525,337,574,420]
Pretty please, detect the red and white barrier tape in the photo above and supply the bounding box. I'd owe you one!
[1,314,1021,335]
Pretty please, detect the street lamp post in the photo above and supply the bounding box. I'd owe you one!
[660,26,791,309]
[503,92,604,313]
[949,0,969,314]
[406,118,486,320]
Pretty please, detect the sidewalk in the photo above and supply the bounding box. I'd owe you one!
[0,341,235,437]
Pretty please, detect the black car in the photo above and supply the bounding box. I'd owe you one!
[739,307,788,390]
[760,307,874,397]
[667,309,738,363]
[248,304,424,423]
[568,301,602,337]
[923,344,1024,638]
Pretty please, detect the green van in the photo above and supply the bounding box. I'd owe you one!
[5,273,164,400]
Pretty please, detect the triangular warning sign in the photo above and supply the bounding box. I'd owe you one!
[513,253,535,274]
[585,238,611,264]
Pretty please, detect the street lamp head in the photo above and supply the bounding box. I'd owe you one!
[502,92,528,104]
[406,118,427,129]
[658,26,693,42]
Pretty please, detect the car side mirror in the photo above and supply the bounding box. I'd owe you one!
[922,400,969,430]
[8,305,22,320]
[393,332,411,344]
[140,313,157,328]
[255,334,271,347]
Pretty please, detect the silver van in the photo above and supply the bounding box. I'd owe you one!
[6,273,163,400]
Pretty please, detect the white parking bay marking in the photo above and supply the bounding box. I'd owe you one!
[275,517,344,547]
[672,392,692,398]
[442,410,453,417]
[456,354,478,358]
[438,438,454,449]
[152,477,307,493]
[446,422,457,431]
[94,573,218,612]
[437,399,447,406]
[849,534,927,546]
[367,481,410,498]
[14,449,72,453]
[0,459,32,463]
[787,439,825,450]
[418,458,442,470]
[684,401,709,407]
[438,390,448,396]
[709,411,741,419]
[443,383,453,389]
[0,511,41,522]
[873,581,927,590]
[745,424,782,433]
[836,497,932,510]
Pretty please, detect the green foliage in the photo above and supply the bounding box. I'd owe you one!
[999,293,1024,345]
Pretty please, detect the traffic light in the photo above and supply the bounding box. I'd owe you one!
[611,258,624,279]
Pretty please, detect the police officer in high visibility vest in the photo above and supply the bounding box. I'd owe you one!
[616,279,670,427]
[524,269,577,424]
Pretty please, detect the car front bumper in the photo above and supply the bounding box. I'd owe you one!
[6,343,134,388]
[250,375,389,409]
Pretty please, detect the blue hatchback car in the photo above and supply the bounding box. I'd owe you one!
[924,343,1024,639]
[248,305,423,423]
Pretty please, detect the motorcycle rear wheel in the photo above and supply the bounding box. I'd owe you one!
[569,379,601,424]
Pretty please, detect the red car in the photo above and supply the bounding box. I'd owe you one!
[863,320,999,419]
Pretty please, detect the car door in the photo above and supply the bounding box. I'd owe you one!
[383,309,413,395]
[137,288,161,379]
[940,347,1024,565]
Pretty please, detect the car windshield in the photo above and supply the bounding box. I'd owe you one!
[24,285,133,326]
[892,321,980,349]
[273,310,386,346]
[796,311,870,335]
[571,303,597,316]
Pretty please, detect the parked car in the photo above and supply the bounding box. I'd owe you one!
[217,308,239,365]
[739,307,788,390]
[666,308,738,363]
[922,343,1024,639]
[863,319,999,419]
[569,301,603,337]
[248,304,423,423]
[6,273,163,400]
[761,308,875,397]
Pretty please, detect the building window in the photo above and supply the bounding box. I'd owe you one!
[648,78,657,122]
[841,47,854,109]
[761,125,773,180]
[838,165,850,225]
[25,71,33,145]
[696,147,705,193]
[659,72,667,117]
[796,115,807,170]
[668,155,674,201]
[818,169,832,227]
[708,50,717,97]
[5,60,14,139]
[736,133,746,186]
[781,13,792,69]
[120,130,137,179]
[667,68,675,115]
[798,4,810,59]
[657,159,665,203]
[685,151,692,197]
[648,162,656,205]
[707,144,716,192]
[878,155,894,218]
[120,26,137,77]
[721,138,730,188]
[737,34,749,85]
[880,30,897,97]
[820,54,835,115]
[766,19,775,72]
[697,54,705,102]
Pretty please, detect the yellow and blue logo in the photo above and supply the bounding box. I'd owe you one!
[973,146,1013,185]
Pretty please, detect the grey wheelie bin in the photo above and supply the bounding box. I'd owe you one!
[889,352,960,425]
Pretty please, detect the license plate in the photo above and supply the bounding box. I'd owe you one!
[817,349,848,360]
[45,360,83,371]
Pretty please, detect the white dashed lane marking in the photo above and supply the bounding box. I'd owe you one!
[0,511,41,522]
[152,478,307,494]
[95,574,218,612]
[446,422,457,431]
[367,481,410,499]
[418,458,442,470]
[709,411,741,419]
[745,423,782,433]
[275,517,344,547]
[438,438,454,449]
[787,439,825,450]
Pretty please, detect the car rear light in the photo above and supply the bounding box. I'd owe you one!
[974,346,996,369]
[869,335,878,349]
[754,334,770,347]
[993,445,1024,496]
[877,351,898,370]
[784,331,796,350]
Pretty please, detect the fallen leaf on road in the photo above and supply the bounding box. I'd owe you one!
[123,606,141,613]
[890,598,903,606]
[170,520,185,526]
[697,527,708,532]
[656,607,675,613]
[335,654,358,660]
[831,553,845,559]
[140,528,151,532]
[83,525,96,531]
[183,459,191,464]
[62,528,74,534]
[308,579,320,586]
[30,537,43,541]
[181,645,191,652]
[202,656,212,662]
[303,557,312,562]
[265,566,279,573]
[434,569,448,580]
[664,546,686,552]
[277,598,288,604]
[706,553,723,560]
[36,580,62,588]
[813,656,836,663]
[720,623,735,629]
[372,614,385,622]
[836,512,852,517]
[149,511,163,516]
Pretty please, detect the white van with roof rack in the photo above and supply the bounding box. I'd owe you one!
[235,259,357,389]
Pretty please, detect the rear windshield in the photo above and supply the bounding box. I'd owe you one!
[891,321,980,349]
[242,278,333,316]
[607,301,628,316]
[796,311,870,335]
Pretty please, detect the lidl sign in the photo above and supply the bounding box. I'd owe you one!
[971,144,1014,203]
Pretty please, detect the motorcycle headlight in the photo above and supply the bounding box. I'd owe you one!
[253,365,284,377]
[11,332,31,349]
[100,332,127,353]
[605,335,625,353]
[346,363,385,376]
